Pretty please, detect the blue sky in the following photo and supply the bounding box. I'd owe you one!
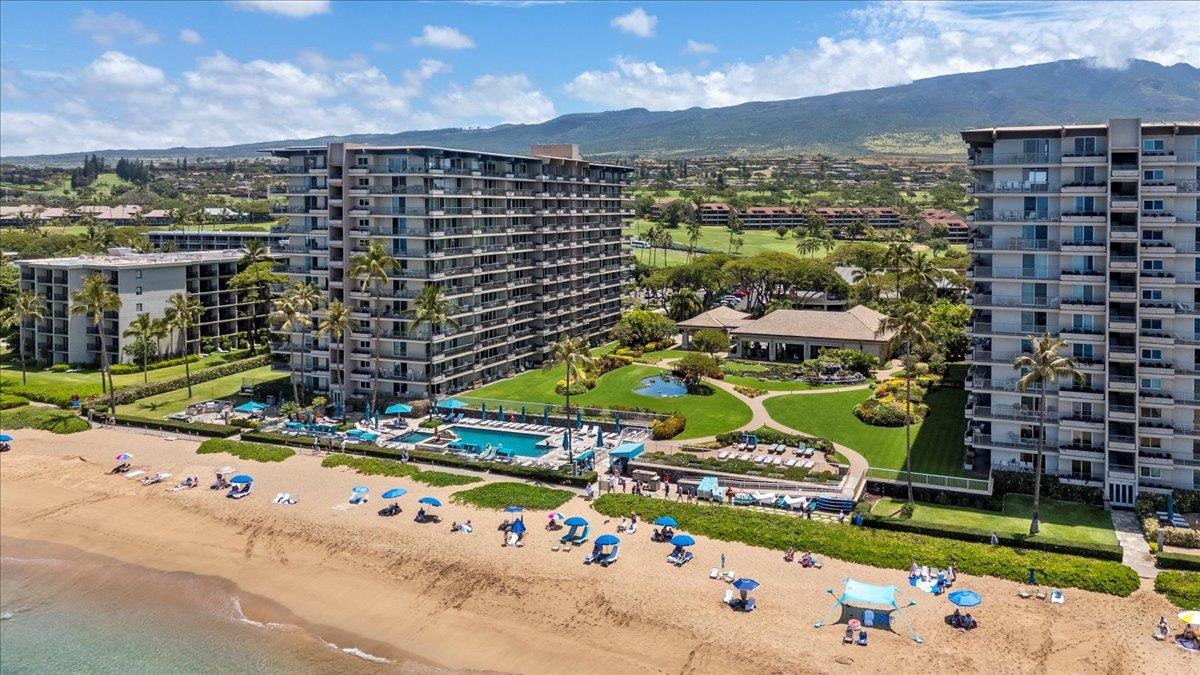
[1,0,1197,155]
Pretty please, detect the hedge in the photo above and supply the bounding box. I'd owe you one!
[592,494,1140,597]
[241,429,598,488]
[88,355,271,408]
[0,406,90,434]
[320,454,481,487]
[1154,571,1200,609]
[0,394,29,410]
[109,353,202,375]
[197,438,295,463]
[861,514,1123,561]
[1141,518,1200,549]
[650,412,686,440]
[450,482,574,511]
[113,413,240,438]
[871,470,1107,512]
[1157,550,1200,572]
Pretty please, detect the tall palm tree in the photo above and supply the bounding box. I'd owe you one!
[685,220,701,262]
[230,261,286,352]
[906,251,942,303]
[542,336,593,464]
[165,292,204,398]
[287,281,324,404]
[348,243,399,415]
[1013,334,1083,535]
[150,317,170,359]
[407,283,460,410]
[317,299,352,412]
[658,229,674,268]
[271,294,310,406]
[241,239,271,266]
[70,273,122,412]
[876,302,933,503]
[122,312,157,382]
[5,290,47,384]
[885,241,914,302]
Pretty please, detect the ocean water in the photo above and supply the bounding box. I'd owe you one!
[0,539,418,674]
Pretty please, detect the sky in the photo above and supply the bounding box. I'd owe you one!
[1,0,1198,156]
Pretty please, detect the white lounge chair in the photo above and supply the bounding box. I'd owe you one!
[753,492,777,505]
[755,455,767,464]
[722,589,734,605]
[784,458,797,468]
[718,451,730,460]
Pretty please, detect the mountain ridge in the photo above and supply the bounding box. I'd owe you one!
[4,58,1198,164]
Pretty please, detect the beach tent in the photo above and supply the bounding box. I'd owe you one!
[609,442,645,461]
[815,578,922,643]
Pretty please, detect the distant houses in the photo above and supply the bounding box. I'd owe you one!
[920,208,969,243]
[0,204,240,227]
[646,201,920,233]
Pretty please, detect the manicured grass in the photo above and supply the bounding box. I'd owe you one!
[117,365,288,417]
[468,364,752,439]
[763,387,967,475]
[0,351,255,402]
[631,223,837,267]
[723,374,837,391]
[640,348,694,362]
[871,495,1116,546]
[321,454,481,487]
[197,439,294,463]
[722,360,769,373]
[1155,571,1200,608]
[0,406,90,434]
[450,482,574,511]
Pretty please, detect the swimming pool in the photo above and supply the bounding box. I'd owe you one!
[397,430,434,444]
[446,425,551,458]
[346,429,381,442]
[634,375,688,398]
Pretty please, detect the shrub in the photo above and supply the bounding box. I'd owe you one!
[555,376,592,396]
[418,418,442,429]
[450,482,574,511]
[1158,550,1200,572]
[593,494,1139,597]
[0,407,90,434]
[595,353,634,375]
[49,364,70,373]
[113,413,240,438]
[1141,518,1200,549]
[875,379,927,401]
[87,355,270,408]
[714,427,833,454]
[611,309,676,348]
[197,439,295,462]
[0,394,29,410]
[732,386,767,398]
[321,453,481,487]
[650,412,687,439]
[1136,492,1200,520]
[109,353,201,375]
[1155,571,1200,608]
[672,352,723,383]
[228,417,259,430]
[898,502,915,520]
[816,348,879,377]
[854,397,926,426]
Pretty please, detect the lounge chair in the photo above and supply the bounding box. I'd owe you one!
[803,460,815,469]
[722,570,736,583]
[1049,589,1064,604]
[738,453,751,461]
[1017,585,1031,599]
[1035,588,1047,600]
[141,472,171,485]
[723,589,735,605]
[844,626,855,644]
[782,495,806,510]
[752,492,776,505]
[599,545,619,566]
[666,545,685,565]
[718,451,730,460]
[773,457,784,466]
[754,455,767,464]
[583,542,603,564]
[710,567,720,579]
[675,550,694,566]
[741,597,757,612]
[856,630,867,646]
[227,483,252,499]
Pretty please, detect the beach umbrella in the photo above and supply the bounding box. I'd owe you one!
[374,410,380,429]
[595,428,604,448]
[1179,611,1200,625]
[543,405,550,425]
[384,403,412,415]
[564,433,571,452]
[504,505,524,513]
[1027,568,1037,585]
[418,496,442,507]
[548,511,565,521]
[382,488,407,499]
[352,485,370,494]
[948,590,982,608]
[576,408,583,429]
[564,516,588,527]
[731,578,760,592]
[114,452,132,460]
[654,516,679,527]
[670,534,696,547]
[230,474,254,484]
[613,412,620,434]
[440,399,467,410]
[481,402,487,417]
[1168,492,1176,520]
[498,403,504,421]
[511,518,527,534]
[595,534,621,546]
[217,466,235,475]
[520,406,527,423]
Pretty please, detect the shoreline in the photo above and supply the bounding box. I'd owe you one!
[1,427,1192,673]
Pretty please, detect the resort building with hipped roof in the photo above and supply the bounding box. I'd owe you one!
[730,305,892,361]
[677,306,751,348]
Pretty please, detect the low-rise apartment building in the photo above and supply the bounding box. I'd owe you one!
[698,202,733,226]
[921,209,970,243]
[740,206,804,229]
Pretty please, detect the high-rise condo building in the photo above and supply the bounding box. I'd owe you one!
[963,118,1200,506]
[267,143,632,410]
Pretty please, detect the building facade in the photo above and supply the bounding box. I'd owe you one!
[963,118,1200,505]
[267,143,632,408]
[149,229,287,252]
[17,249,253,366]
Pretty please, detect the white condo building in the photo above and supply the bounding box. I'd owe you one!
[963,118,1200,506]
[267,143,632,410]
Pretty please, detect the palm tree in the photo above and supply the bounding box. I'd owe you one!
[1013,334,1083,535]
[542,337,593,463]
[685,220,701,261]
[667,288,703,321]
[271,294,310,406]
[70,273,122,412]
[644,222,661,267]
[5,290,47,384]
[851,261,882,304]
[150,317,170,359]
[795,235,822,258]
[731,236,744,255]
[165,292,204,398]
[876,302,933,504]
[317,299,352,412]
[906,251,941,303]
[122,312,157,382]
[407,283,460,410]
[241,239,271,265]
[286,281,324,404]
[348,243,400,415]
[726,214,743,253]
[658,229,674,268]
[230,261,286,352]
[885,241,914,302]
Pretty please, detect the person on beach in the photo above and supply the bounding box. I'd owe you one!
[662,481,670,498]
[585,484,595,500]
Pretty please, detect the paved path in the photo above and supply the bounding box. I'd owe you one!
[1111,510,1158,579]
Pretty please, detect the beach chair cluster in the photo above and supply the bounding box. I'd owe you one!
[471,418,557,433]
[1156,510,1191,528]
[717,443,817,470]
[1018,586,1065,604]
[666,545,694,566]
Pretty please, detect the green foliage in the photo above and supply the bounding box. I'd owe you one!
[0,406,90,434]
[638,450,832,483]
[320,454,481,487]
[114,413,240,438]
[898,502,915,519]
[91,354,269,408]
[691,329,730,355]
[592,495,1140,597]
[813,348,879,378]
[109,352,206,375]
[1141,518,1200,549]
[650,412,687,439]
[450,482,574,511]
[714,427,834,453]
[1158,551,1200,572]
[0,394,29,409]
[1155,571,1200,609]
[926,299,971,361]
[611,309,677,348]
[49,364,70,373]
[418,418,442,429]
[672,352,723,383]
[555,375,592,396]
[197,439,294,462]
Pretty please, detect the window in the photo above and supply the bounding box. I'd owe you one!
[1073,166,1096,183]
[1143,199,1165,212]
[356,155,369,166]
[1142,319,1163,330]
[1141,377,1163,390]
[1143,229,1164,241]
[1073,196,1095,212]
[1070,460,1092,476]
[135,270,142,279]
[1141,348,1163,361]
[1073,136,1097,155]
[135,303,142,312]
[135,286,142,295]
[1143,138,1165,152]
[1023,196,1048,218]
[1141,437,1162,449]
[1141,407,1163,419]
[1142,289,1164,301]
[1143,169,1165,182]
[1072,224,1095,241]
[1024,167,1048,184]
[1141,467,1163,480]
[1071,315,1094,331]
[1023,138,1049,159]
[1073,343,1094,359]
[1142,259,1163,271]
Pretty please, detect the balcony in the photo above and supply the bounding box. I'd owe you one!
[1110,196,1139,211]
[970,152,1054,166]
[1060,239,1106,252]
[969,210,1054,223]
[1110,225,1138,240]
[1142,211,1177,224]
[1060,210,1106,223]
[969,181,1058,194]
[1111,164,1140,179]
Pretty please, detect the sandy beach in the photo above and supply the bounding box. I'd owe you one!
[0,427,1191,673]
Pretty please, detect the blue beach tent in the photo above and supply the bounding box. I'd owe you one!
[815,578,922,643]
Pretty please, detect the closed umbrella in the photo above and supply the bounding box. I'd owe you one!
[418,496,442,507]
[498,403,504,421]
[520,406,527,424]
[481,402,487,418]
[595,428,604,448]
[948,590,982,607]
[382,488,407,499]
[564,516,588,527]
[543,405,550,425]
[654,516,678,527]
[670,534,696,547]
[576,409,583,429]
[613,412,620,434]
[1168,492,1176,520]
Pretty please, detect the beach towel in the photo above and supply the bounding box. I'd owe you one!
[124,470,146,479]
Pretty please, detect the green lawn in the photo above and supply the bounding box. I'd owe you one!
[871,495,1116,546]
[0,351,256,401]
[466,364,752,439]
[630,222,836,265]
[763,387,967,475]
[117,365,288,418]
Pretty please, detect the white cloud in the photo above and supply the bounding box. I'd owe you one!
[179,28,203,45]
[83,52,166,89]
[432,74,556,124]
[684,40,717,55]
[410,25,476,50]
[229,1,331,18]
[571,0,1200,110]
[611,7,657,38]
[73,9,159,46]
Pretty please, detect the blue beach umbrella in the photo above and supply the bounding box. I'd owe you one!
[352,485,370,494]
[595,428,604,447]
[1027,568,1037,585]
[418,496,442,507]
[948,590,982,608]
[384,403,412,415]
[670,534,696,547]
[230,474,254,484]
[498,403,504,421]
[504,505,524,513]
[511,518,527,534]
[731,578,760,592]
[564,516,589,527]
[654,516,678,527]
[440,399,467,410]
[543,405,550,425]
[576,409,583,429]
[613,412,620,434]
[520,406,527,423]
[382,488,407,499]
[595,534,621,546]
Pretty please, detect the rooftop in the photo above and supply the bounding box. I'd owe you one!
[732,305,892,343]
[677,306,751,331]
[267,144,632,170]
[19,248,245,269]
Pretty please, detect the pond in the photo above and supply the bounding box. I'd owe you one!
[634,375,688,398]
